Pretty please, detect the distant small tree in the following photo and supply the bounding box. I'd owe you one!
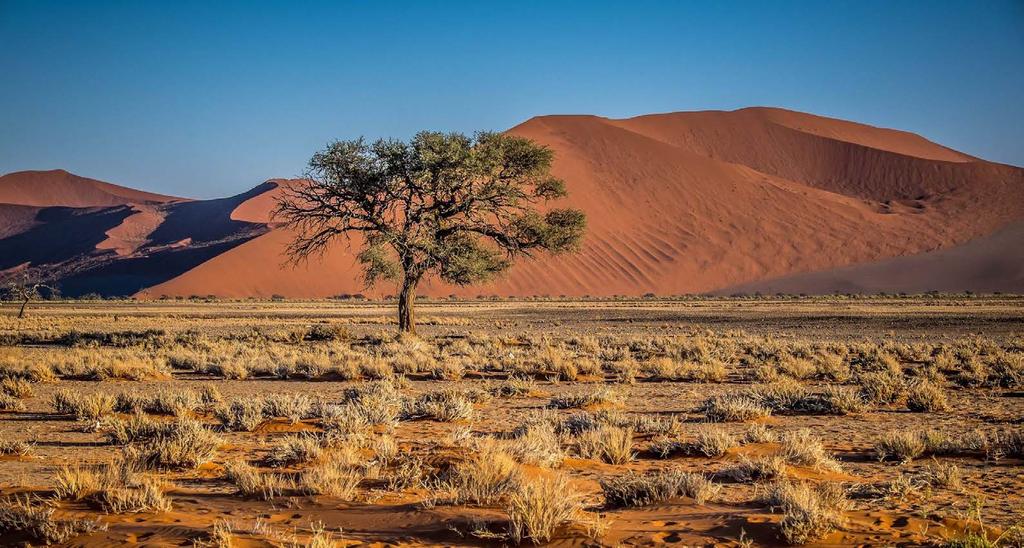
[2,273,57,319]
[275,131,586,334]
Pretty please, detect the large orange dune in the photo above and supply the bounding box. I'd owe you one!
[0,169,182,207]
[1,107,1022,297]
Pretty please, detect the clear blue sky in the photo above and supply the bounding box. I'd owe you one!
[1,0,1022,199]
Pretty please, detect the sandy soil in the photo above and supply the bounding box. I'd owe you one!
[0,298,1021,547]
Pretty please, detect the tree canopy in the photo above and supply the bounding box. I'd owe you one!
[274,130,586,332]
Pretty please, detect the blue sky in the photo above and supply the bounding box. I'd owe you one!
[1,0,1022,198]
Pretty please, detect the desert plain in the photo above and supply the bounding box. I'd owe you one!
[0,295,1021,547]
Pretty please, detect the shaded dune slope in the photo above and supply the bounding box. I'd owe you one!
[0,183,270,296]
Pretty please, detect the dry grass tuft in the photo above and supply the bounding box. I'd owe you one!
[0,440,33,456]
[780,429,842,472]
[574,424,635,464]
[0,495,103,544]
[601,468,720,507]
[700,394,771,422]
[548,386,622,410]
[0,377,33,399]
[444,441,522,505]
[125,418,221,469]
[223,460,285,500]
[764,480,849,544]
[906,379,949,412]
[298,460,363,499]
[506,474,583,544]
[265,434,322,467]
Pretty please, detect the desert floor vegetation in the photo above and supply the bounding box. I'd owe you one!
[0,296,1022,546]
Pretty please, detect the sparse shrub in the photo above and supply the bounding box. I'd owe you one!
[906,379,949,412]
[490,377,537,398]
[685,359,728,383]
[262,393,313,424]
[127,418,221,469]
[428,358,466,380]
[575,425,635,464]
[764,480,849,544]
[506,474,582,544]
[548,386,622,410]
[298,460,362,499]
[778,356,816,380]
[780,429,841,471]
[0,440,33,456]
[54,458,171,513]
[690,425,737,457]
[744,423,777,443]
[813,353,850,382]
[265,434,322,467]
[446,441,522,504]
[919,459,962,490]
[51,390,116,421]
[214,400,265,432]
[0,393,25,412]
[508,423,564,467]
[343,380,403,425]
[0,378,33,399]
[699,394,771,422]
[629,413,682,435]
[405,390,475,422]
[729,455,787,483]
[601,468,719,507]
[223,460,284,500]
[0,495,102,544]
[875,431,927,462]
[857,369,906,405]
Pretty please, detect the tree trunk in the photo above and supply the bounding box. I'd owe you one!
[397,278,417,334]
[17,297,28,319]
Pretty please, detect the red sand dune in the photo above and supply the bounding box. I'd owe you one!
[2,108,1022,297]
[0,169,182,208]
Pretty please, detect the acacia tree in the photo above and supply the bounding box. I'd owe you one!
[274,131,586,334]
[2,273,57,319]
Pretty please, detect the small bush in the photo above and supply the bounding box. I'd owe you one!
[906,380,949,412]
[0,378,33,399]
[601,468,719,507]
[127,418,221,470]
[875,431,926,463]
[223,460,284,500]
[506,474,582,544]
[548,387,622,410]
[764,481,849,544]
[0,440,33,456]
[575,425,635,464]
[699,394,771,422]
[508,423,564,467]
[857,370,906,405]
[728,455,787,483]
[780,429,842,472]
[689,425,737,458]
[0,495,102,544]
[298,460,362,499]
[445,441,522,505]
[214,400,265,432]
[265,434,322,467]
[405,390,475,422]
[0,393,25,412]
[51,390,116,421]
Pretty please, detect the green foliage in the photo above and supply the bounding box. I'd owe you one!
[276,130,586,331]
